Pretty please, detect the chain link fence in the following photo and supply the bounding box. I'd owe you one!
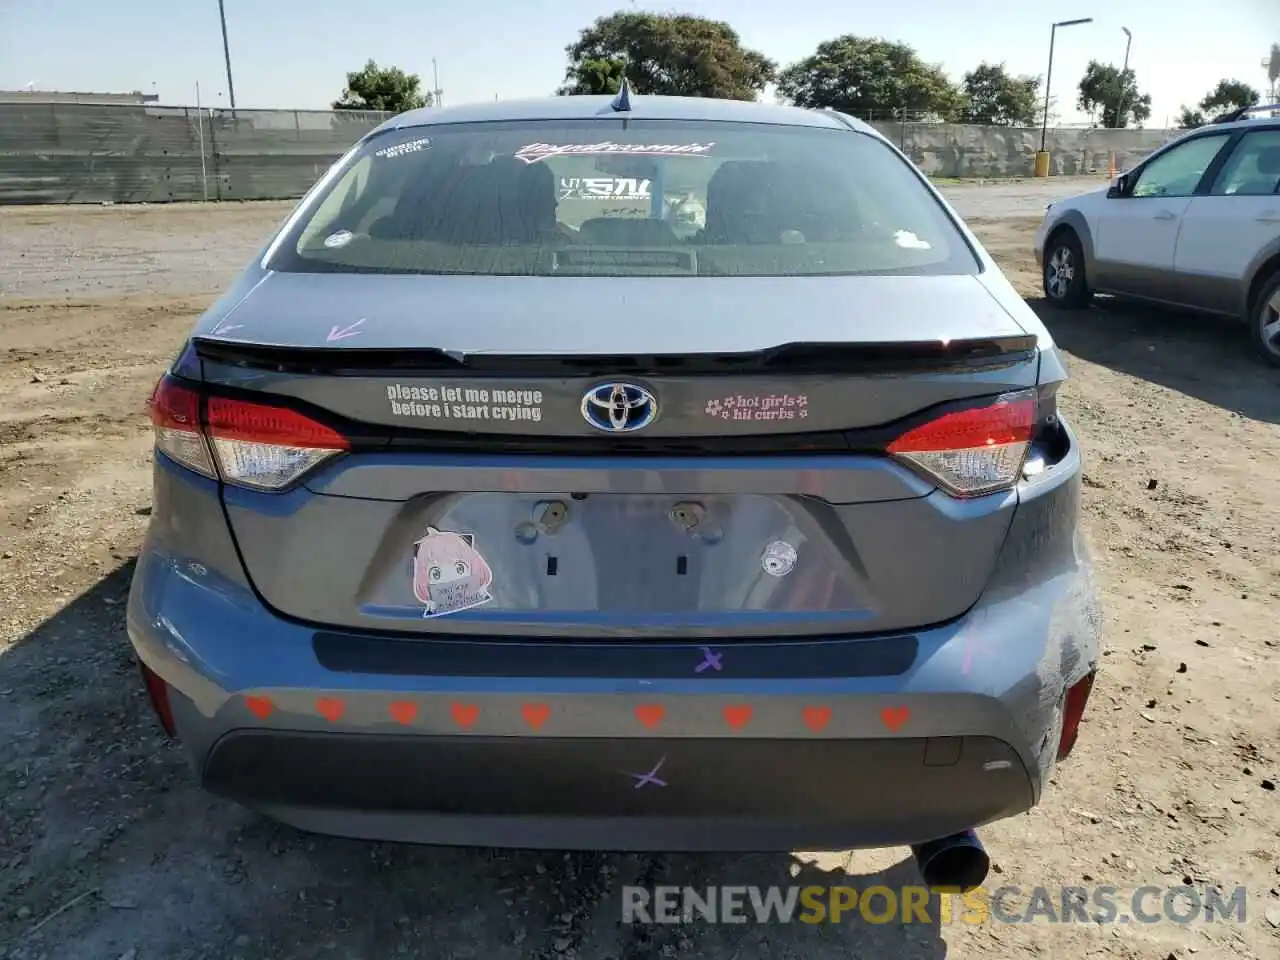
[0,101,1176,205]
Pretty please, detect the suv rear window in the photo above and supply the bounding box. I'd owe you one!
[270,119,979,277]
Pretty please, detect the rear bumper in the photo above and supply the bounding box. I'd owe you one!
[127,433,1101,851]
[201,728,1031,850]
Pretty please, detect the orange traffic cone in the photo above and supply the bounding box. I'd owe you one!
[1107,153,1117,178]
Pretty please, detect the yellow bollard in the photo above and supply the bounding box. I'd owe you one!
[1034,151,1051,178]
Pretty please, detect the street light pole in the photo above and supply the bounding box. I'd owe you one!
[217,0,237,114]
[1040,17,1094,153]
[1115,27,1132,126]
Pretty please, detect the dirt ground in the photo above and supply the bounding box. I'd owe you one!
[0,195,1277,960]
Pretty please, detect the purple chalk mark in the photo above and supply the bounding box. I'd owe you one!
[629,757,667,788]
[694,646,723,674]
[327,318,366,342]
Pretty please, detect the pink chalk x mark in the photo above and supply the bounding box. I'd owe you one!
[695,646,723,674]
[327,318,366,342]
[629,757,667,788]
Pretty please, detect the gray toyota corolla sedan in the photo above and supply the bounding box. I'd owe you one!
[127,91,1101,880]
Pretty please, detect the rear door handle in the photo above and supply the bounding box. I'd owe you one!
[1153,210,1178,220]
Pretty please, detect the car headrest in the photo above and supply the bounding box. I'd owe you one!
[1254,145,1280,176]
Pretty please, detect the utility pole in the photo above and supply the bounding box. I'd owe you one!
[432,58,443,107]
[217,0,237,115]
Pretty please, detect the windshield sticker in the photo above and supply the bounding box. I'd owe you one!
[375,137,431,160]
[387,382,544,423]
[761,541,797,577]
[703,393,809,423]
[558,176,651,201]
[894,230,932,250]
[323,229,353,248]
[413,527,494,617]
[514,141,716,165]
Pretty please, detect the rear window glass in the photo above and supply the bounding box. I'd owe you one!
[270,119,978,277]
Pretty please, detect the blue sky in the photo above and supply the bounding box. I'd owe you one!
[1,0,1276,126]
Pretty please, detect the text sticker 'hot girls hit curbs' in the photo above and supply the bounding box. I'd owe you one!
[412,528,494,617]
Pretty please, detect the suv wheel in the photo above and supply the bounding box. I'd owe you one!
[1250,270,1280,368]
[1043,230,1092,309]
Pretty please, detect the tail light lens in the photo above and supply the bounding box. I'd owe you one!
[149,375,348,490]
[887,390,1037,498]
[206,395,349,490]
[149,378,216,478]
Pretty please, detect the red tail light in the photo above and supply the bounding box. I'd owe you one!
[887,390,1037,497]
[1057,670,1096,761]
[148,374,348,490]
[149,377,216,478]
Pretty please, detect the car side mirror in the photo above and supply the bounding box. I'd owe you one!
[1106,174,1129,199]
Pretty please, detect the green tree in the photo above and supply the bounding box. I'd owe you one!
[1076,60,1151,128]
[561,57,628,96]
[1177,79,1260,129]
[558,12,775,100]
[960,62,1040,126]
[1177,106,1206,129]
[776,36,963,120]
[1199,78,1261,115]
[333,60,431,113]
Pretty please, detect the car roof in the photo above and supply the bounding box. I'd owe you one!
[370,95,873,137]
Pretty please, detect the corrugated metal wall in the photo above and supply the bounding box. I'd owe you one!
[0,103,390,204]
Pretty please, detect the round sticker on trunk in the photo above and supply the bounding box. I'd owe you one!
[761,541,797,577]
[412,528,494,617]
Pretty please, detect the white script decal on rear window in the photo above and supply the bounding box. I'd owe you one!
[386,383,544,423]
[513,141,715,165]
[375,137,431,160]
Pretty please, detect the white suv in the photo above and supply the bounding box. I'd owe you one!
[1033,104,1280,366]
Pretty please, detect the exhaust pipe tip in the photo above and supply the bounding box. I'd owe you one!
[910,830,990,892]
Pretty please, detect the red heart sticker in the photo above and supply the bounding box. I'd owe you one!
[315,698,345,722]
[244,695,274,720]
[880,705,911,732]
[635,704,665,729]
[389,701,418,725]
[522,703,550,730]
[802,705,832,732]
[722,704,753,731]
[450,702,480,728]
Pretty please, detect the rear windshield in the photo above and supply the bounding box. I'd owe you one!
[269,119,979,277]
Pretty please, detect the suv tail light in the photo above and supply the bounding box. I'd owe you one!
[149,375,348,490]
[887,390,1036,498]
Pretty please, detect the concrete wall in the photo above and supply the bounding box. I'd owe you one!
[0,102,1178,205]
[0,103,390,205]
[869,121,1176,178]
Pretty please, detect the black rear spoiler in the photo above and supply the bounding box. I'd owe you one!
[190,334,1038,378]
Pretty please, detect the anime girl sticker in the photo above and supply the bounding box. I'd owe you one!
[412,527,494,617]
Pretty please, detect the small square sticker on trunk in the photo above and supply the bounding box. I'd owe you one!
[412,527,494,617]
